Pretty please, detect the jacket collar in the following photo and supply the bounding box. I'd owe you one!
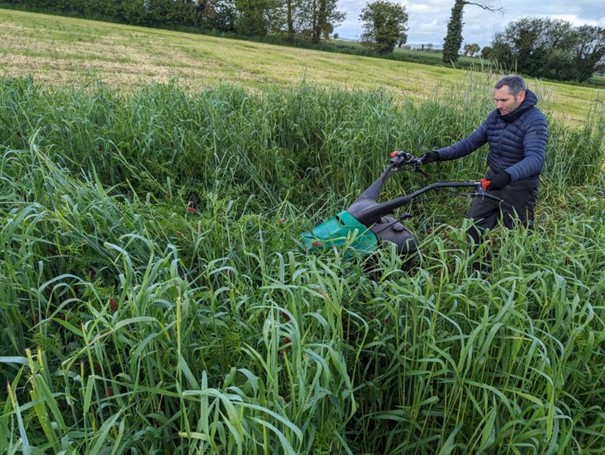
[498,89,538,123]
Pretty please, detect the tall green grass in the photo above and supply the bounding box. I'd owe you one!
[1,74,604,453]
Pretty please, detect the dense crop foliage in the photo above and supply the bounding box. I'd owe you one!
[1,76,605,454]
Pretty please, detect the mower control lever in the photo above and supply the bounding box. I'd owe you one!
[472,181,501,201]
[390,150,423,167]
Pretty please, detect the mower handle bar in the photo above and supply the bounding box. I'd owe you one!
[351,180,499,225]
[348,151,500,226]
[388,151,499,197]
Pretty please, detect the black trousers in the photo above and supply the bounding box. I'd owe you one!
[467,178,539,246]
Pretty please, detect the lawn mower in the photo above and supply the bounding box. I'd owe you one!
[300,151,499,258]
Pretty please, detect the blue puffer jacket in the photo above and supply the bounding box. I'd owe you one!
[436,89,548,183]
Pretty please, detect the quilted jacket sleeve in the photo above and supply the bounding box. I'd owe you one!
[504,112,549,182]
[435,116,491,161]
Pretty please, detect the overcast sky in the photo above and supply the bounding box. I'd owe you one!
[334,0,605,48]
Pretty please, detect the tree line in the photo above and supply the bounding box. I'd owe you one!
[486,17,605,83]
[1,0,345,43]
[385,0,604,84]
[359,1,605,83]
[4,0,605,83]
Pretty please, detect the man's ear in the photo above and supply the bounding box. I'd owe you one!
[518,90,526,102]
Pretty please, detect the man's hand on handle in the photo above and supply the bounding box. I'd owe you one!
[485,171,511,191]
[419,151,440,164]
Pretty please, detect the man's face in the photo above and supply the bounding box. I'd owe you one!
[494,86,525,115]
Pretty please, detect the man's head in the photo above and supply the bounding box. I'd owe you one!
[494,74,527,115]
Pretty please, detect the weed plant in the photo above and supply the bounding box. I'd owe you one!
[1,75,604,453]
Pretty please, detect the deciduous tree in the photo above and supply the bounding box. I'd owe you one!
[359,0,408,54]
[235,0,273,36]
[463,42,480,57]
[297,0,346,43]
[572,25,605,83]
[490,17,605,82]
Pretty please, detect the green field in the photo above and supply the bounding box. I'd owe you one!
[1,8,605,455]
[1,8,603,124]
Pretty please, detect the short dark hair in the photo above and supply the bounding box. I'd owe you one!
[495,75,527,96]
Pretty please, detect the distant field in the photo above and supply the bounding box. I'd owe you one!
[0,8,449,93]
[331,37,482,67]
[1,8,603,124]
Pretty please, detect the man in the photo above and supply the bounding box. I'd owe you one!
[420,74,549,264]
